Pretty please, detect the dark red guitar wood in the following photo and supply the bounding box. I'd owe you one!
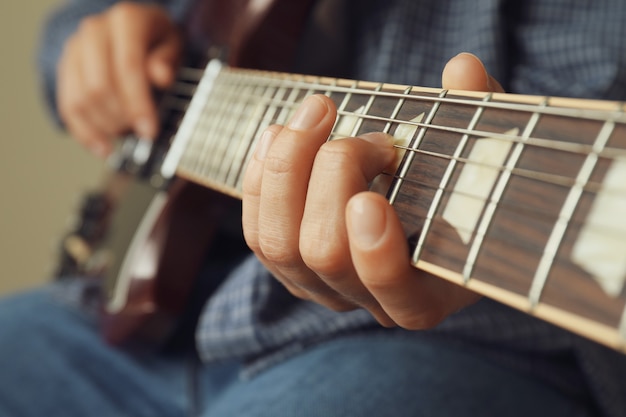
[99,0,316,345]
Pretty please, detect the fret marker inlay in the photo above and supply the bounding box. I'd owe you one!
[393,113,425,170]
[443,128,518,244]
[571,157,626,297]
[334,105,365,137]
[370,113,424,195]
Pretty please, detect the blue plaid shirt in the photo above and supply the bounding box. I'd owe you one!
[40,1,626,416]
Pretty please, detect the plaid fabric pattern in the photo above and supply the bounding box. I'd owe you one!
[40,0,626,415]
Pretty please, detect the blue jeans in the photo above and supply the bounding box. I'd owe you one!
[0,284,594,417]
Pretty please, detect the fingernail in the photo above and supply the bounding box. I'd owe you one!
[348,194,387,250]
[255,129,275,161]
[456,52,479,59]
[358,132,394,145]
[154,61,174,86]
[288,95,328,131]
[135,118,155,139]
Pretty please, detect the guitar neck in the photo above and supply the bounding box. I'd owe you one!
[160,60,626,352]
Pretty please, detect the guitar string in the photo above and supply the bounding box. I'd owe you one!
[171,94,626,250]
[162,79,626,248]
[151,69,626,312]
[179,119,626,288]
[134,65,626,245]
[380,170,626,241]
[156,71,617,288]
[389,144,621,196]
[390,206,625,299]
[172,65,626,124]
[157,88,626,197]
[334,110,625,159]
[162,79,626,160]
[161,70,626,210]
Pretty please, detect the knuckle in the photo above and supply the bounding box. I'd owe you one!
[84,84,109,106]
[263,153,297,177]
[241,171,261,197]
[358,276,390,294]
[316,140,355,169]
[311,294,356,312]
[110,2,141,20]
[77,15,103,34]
[300,238,346,277]
[393,309,446,330]
[283,284,311,301]
[117,52,142,73]
[62,97,88,119]
[258,234,300,270]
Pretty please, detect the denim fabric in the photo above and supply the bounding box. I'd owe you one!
[0,283,597,417]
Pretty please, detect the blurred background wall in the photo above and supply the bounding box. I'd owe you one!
[0,1,104,294]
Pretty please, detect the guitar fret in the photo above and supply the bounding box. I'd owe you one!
[231,78,283,190]
[328,107,624,159]
[384,86,412,134]
[216,74,258,178]
[232,82,283,191]
[462,100,547,282]
[225,81,270,187]
[349,83,383,137]
[275,79,301,125]
[162,64,626,353]
[260,82,290,127]
[329,80,358,139]
[229,72,626,124]
[225,76,269,178]
[362,85,414,196]
[411,94,491,264]
[204,73,246,181]
[234,82,283,190]
[214,82,258,184]
[323,79,338,98]
[388,89,448,205]
[187,73,228,176]
[232,75,336,191]
[195,84,227,178]
[528,119,616,307]
[162,59,222,178]
[184,74,230,177]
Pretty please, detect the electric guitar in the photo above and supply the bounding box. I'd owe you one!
[56,0,626,352]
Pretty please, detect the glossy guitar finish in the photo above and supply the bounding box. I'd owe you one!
[56,0,317,344]
[57,0,626,351]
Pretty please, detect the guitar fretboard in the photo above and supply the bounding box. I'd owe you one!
[160,60,626,352]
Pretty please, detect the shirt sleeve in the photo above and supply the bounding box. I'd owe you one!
[36,0,191,125]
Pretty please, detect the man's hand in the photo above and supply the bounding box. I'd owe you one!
[57,2,182,157]
[242,53,504,329]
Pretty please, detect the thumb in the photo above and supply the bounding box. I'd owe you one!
[147,28,182,88]
[442,52,504,93]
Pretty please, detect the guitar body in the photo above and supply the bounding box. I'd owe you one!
[56,0,626,352]
[56,0,316,344]
[98,177,228,344]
